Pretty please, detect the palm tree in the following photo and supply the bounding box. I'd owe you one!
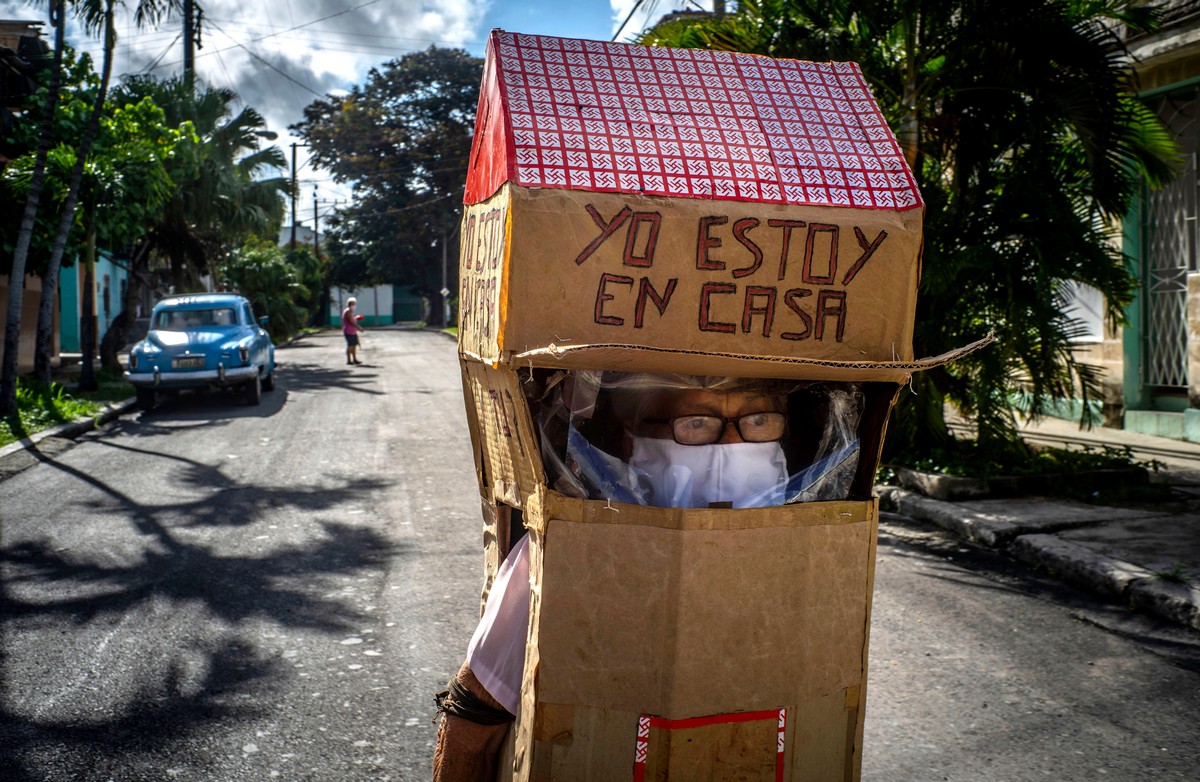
[28,0,183,390]
[92,76,287,366]
[1,0,66,416]
[642,0,1179,462]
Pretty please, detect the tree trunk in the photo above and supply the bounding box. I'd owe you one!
[79,223,97,391]
[898,15,920,170]
[0,0,67,415]
[33,0,116,386]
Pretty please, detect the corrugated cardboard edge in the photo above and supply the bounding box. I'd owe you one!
[507,488,881,780]
[508,332,995,382]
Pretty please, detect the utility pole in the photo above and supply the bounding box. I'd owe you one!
[183,0,193,82]
[313,184,319,261]
[183,0,202,87]
[290,143,298,250]
[441,233,449,327]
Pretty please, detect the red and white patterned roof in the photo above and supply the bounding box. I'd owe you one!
[465,30,922,211]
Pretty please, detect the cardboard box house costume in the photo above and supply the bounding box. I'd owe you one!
[457,30,988,781]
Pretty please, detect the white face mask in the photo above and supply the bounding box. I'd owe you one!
[628,437,788,509]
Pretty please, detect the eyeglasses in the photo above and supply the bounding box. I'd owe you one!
[643,412,786,446]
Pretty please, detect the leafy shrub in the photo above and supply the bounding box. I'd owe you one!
[0,379,105,448]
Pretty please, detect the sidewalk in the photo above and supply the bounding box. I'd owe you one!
[880,415,1200,631]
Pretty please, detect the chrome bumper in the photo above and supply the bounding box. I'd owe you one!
[126,364,258,387]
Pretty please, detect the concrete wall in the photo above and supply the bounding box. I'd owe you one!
[59,253,130,353]
[0,273,58,373]
[330,286,396,328]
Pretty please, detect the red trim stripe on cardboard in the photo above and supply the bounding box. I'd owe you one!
[632,707,787,781]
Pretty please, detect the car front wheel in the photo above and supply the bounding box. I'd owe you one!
[244,374,262,405]
[262,368,275,392]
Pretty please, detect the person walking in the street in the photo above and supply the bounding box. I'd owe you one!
[342,297,364,365]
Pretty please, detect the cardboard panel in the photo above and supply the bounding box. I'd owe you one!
[461,360,543,507]
[459,188,513,363]
[498,187,921,364]
[784,690,856,780]
[532,502,876,718]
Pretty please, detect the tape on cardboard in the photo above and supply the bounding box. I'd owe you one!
[632,708,787,782]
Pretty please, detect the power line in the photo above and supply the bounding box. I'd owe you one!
[205,19,325,98]
[140,31,181,73]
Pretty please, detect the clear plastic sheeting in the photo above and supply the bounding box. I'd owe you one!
[530,370,863,509]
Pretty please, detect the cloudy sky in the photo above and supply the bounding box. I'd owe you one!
[1,0,711,225]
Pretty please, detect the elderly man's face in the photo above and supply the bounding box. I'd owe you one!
[636,388,784,445]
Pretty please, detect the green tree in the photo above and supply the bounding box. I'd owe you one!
[291,46,482,325]
[6,96,186,376]
[285,243,327,327]
[112,75,288,294]
[642,0,1179,463]
[34,0,183,390]
[0,43,97,279]
[218,237,310,342]
[1,0,182,408]
[1,1,67,415]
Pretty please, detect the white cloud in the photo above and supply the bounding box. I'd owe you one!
[0,0,707,219]
[0,0,489,215]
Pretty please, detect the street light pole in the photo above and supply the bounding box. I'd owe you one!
[441,233,449,327]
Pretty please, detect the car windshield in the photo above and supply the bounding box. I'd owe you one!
[153,307,238,330]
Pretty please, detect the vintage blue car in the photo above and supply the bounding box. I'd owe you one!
[126,293,276,410]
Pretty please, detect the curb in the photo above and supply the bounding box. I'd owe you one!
[0,396,137,463]
[879,486,1200,631]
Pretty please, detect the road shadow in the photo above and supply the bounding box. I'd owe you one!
[269,359,384,396]
[0,440,406,779]
[133,380,288,419]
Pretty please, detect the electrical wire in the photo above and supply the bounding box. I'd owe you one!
[140,31,181,73]
[613,0,648,41]
[204,19,325,98]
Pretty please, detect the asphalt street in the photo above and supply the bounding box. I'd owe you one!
[1,327,1198,781]
[1,330,485,781]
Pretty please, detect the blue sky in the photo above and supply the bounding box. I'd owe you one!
[0,0,710,212]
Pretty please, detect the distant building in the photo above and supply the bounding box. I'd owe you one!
[1102,3,1200,441]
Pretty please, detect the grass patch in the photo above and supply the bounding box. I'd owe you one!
[1154,564,1189,584]
[0,377,116,448]
[442,327,458,337]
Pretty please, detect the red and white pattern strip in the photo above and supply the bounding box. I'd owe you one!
[494,31,920,211]
[631,707,787,781]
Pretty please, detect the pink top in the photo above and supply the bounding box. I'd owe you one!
[342,307,359,335]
